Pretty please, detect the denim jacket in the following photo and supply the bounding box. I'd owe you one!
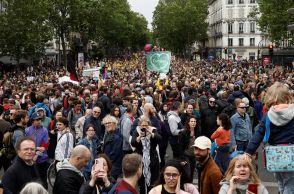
[78,137,98,173]
[230,112,252,146]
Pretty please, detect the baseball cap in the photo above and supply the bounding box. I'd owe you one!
[31,112,42,120]
[36,108,45,112]
[192,136,212,150]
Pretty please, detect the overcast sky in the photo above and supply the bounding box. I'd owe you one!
[128,0,159,29]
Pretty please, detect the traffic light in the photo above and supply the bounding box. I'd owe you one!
[269,45,273,56]
[224,48,228,54]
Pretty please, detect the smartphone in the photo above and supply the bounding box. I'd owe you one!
[94,158,104,172]
[247,183,258,194]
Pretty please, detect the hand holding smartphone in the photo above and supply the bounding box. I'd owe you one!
[94,158,104,172]
[247,183,258,194]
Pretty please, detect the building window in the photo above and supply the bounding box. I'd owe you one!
[228,0,233,4]
[250,38,255,46]
[239,8,244,18]
[250,22,255,33]
[239,0,244,4]
[239,38,244,46]
[228,38,233,46]
[250,0,256,3]
[228,23,233,34]
[239,23,244,33]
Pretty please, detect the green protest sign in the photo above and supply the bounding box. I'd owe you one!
[146,51,171,73]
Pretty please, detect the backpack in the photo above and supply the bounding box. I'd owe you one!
[1,129,16,159]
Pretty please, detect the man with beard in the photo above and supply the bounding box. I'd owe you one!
[193,136,222,194]
[12,110,29,149]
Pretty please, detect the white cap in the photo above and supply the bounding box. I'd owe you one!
[192,136,212,150]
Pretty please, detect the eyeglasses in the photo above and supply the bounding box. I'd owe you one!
[209,101,215,103]
[93,111,101,114]
[104,122,114,125]
[164,173,179,179]
[238,106,247,109]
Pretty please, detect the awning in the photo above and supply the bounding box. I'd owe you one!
[0,56,29,65]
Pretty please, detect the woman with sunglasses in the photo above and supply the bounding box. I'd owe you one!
[148,160,199,194]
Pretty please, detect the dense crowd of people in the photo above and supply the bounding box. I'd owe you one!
[0,53,293,194]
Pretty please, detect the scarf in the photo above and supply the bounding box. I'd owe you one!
[142,136,151,188]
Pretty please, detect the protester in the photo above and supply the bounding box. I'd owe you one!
[54,117,74,162]
[148,159,199,194]
[78,124,98,180]
[192,136,222,194]
[120,104,135,155]
[80,154,115,194]
[47,111,62,161]
[0,105,12,171]
[25,112,49,189]
[75,108,92,142]
[200,97,218,138]
[102,115,123,180]
[179,115,199,181]
[83,106,104,141]
[230,100,252,152]
[219,155,268,194]
[211,113,231,173]
[53,145,91,194]
[131,116,162,194]
[244,82,294,194]
[114,153,143,194]
[167,101,184,158]
[36,108,51,130]
[2,137,43,194]
[11,110,29,149]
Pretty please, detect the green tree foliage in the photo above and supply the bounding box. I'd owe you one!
[152,0,208,55]
[249,0,294,44]
[0,0,150,65]
[0,0,53,63]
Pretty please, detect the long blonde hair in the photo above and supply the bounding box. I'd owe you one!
[224,155,261,184]
[265,82,293,108]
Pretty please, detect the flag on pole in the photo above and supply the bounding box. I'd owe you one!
[67,54,79,81]
[146,51,171,73]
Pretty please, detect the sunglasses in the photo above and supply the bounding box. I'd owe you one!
[238,106,247,109]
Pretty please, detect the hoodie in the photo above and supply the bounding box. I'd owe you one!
[53,159,85,194]
[56,158,84,177]
[167,111,183,136]
[245,104,294,155]
[267,104,294,126]
[219,180,268,194]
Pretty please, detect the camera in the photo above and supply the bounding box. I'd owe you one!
[141,128,146,132]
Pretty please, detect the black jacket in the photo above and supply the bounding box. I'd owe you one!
[200,105,218,138]
[2,157,42,194]
[98,94,111,115]
[53,167,85,194]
